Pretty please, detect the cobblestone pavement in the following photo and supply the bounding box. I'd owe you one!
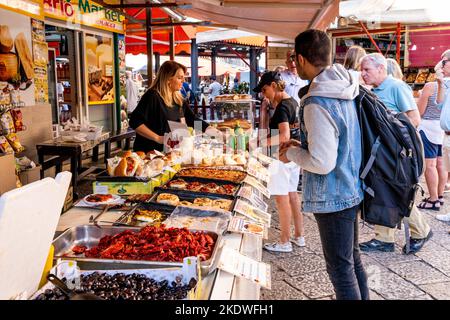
[261,190,450,300]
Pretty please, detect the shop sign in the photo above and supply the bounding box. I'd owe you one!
[0,0,43,19]
[43,0,125,34]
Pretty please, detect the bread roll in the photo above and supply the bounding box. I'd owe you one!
[135,151,146,159]
[0,26,13,53]
[107,156,121,176]
[114,156,138,176]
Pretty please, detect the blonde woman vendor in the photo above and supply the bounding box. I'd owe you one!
[130,61,209,152]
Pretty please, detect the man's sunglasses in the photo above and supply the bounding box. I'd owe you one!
[289,53,296,62]
[443,60,448,67]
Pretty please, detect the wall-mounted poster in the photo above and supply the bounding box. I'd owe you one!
[0,10,35,107]
[31,18,48,103]
[85,33,114,104]
[117,34,126,98]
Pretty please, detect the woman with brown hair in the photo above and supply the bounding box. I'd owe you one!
[343,45,367,71]
[129,61,209,152]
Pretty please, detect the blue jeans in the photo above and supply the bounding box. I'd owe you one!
[314,205,369,300]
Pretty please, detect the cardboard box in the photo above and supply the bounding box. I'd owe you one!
[0,153,17,195]
[62,185,73,213]
[93,181,153,195]
[18,165,41,186]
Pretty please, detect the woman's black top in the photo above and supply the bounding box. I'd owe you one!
[269,97,300,141]
[129,89,208,152]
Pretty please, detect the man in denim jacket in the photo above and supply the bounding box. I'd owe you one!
[279,29,369,300]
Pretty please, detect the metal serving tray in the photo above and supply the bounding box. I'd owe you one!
[114,203,175,227]
[150,188,237,212]
[160,176,241,197]
[52,225,222,275]
[174,168,247,184]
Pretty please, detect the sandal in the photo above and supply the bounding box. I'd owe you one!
[439,195,444,206]
[418,198,441,211]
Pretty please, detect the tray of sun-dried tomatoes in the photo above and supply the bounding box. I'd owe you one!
[53,225,222,275]
[161,176,240,197]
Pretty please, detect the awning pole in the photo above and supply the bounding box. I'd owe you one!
[191,38,199,101]
[396,22,401,64]
[169,21,175,61]
[265,35,268,71]
[250,48,258,98]
[358,21,382,54]
[146,3,154,84]
[155,52,160,73]
[211,47,217,77]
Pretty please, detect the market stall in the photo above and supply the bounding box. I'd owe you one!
[1,117,273,299]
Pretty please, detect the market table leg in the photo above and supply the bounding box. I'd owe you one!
[104,141,111,163]
[71,155,79,200]
[55,160,62,174]
[38,151,45,179]
[92,145,99,162]
[125,137,131,150]
[77,154,82,173]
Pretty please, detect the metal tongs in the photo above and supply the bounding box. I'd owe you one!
[89,204,111,229]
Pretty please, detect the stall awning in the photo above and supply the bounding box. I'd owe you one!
[123,6,194,55]
[177,0,340,39]
[340,0,450,24]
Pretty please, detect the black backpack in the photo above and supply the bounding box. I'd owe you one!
[355,85,425,228]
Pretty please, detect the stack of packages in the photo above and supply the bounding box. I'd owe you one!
[0,108,25,154]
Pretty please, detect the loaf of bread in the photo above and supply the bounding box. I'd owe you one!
[14,33,34,80]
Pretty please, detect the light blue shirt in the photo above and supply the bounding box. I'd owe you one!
[438,86,450,131]
[279,70,308,105]
[372,75,417,113]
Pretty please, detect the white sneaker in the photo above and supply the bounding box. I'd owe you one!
[444,184,450,193]
[263,241,293,253]
[436,213,450,222]
[290,236,306,247]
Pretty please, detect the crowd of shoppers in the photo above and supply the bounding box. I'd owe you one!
[271,29,450,299]
[130,31,450,299]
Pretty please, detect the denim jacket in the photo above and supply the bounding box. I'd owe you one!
[287,64,363,213]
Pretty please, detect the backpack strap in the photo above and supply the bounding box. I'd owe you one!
[360,136,381,180]
[403,218,411,253]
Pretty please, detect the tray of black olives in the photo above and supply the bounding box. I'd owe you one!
[32,270,198,300]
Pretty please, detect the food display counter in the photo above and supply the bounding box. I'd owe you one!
[50,146,269,300]
[55,208,261,299]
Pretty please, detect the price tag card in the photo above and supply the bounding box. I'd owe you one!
[218,246,271,289]
[247,167,270,184]
[238,186,268,212]
[243,176,270,199]
[234,199,271,227]
[228,216,267,238]
[255,152,274,166]
[248,157,269,171]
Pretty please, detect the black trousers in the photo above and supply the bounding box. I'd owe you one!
[314,205,370,300]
